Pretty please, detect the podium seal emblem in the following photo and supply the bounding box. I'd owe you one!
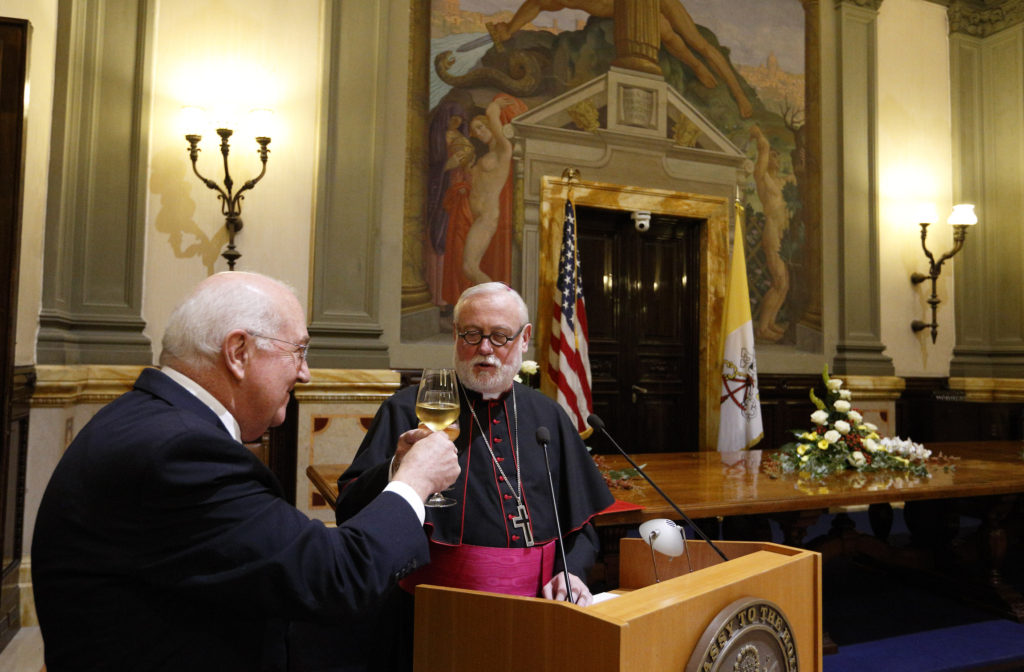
[686,597,799,672]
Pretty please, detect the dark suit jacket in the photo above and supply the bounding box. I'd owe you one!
[31,368,429,672]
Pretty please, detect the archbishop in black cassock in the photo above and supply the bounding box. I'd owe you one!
[336,380,613,577]
[289,282,613,672]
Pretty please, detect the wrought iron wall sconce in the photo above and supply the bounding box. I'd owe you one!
[910,203,978,343]
[182,107,272,270]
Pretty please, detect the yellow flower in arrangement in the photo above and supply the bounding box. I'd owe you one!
[772,365,938,479]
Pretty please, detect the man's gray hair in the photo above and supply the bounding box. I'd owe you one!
[159,272,291,369]
[453,282,529,326]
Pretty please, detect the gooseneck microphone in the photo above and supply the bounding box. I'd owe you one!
[587,413,729,562]
[536,426,575,603]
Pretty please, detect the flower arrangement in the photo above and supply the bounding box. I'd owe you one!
[774,366,934,479]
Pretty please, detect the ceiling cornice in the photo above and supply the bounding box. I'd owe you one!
[944,0,1024,37]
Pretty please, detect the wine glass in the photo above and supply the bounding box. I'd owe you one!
[415,368,460,508]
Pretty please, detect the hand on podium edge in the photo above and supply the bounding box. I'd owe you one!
[543,571,592,606]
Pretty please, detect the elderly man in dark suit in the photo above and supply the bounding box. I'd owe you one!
[31,271,461,672]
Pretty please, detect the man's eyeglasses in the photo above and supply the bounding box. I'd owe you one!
[249,332,309,364]
[457,324,525,347]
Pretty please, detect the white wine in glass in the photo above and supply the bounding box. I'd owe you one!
[415,368,460,508]
[416,400,460,432]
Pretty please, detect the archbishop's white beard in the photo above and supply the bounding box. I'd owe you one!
[455,351,521,398]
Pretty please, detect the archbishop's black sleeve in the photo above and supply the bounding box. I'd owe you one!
[335,386,419,524]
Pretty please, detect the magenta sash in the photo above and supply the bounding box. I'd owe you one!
[399,539,557,597]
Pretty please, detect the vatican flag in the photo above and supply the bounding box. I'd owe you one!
[717,213,763,451]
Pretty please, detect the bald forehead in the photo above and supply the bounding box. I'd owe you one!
[200,272,305,327]
[202,272,290,301]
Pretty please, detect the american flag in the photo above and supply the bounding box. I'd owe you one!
[549,198,593,433]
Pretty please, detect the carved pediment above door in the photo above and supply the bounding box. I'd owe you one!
[510,66,745,210]
[511,65,744,166]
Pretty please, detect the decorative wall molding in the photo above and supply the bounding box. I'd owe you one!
[31,365,144,407]
[836,0,885,11]
[307,0,392,368]
[292,369,401,403]
[38,0,154,365]
[30,365,400,407]
[832,0,895,376]
[948,0,1024,37]
[842,375,906,401]
[948,20,1024,375]
[949,376,1024,402]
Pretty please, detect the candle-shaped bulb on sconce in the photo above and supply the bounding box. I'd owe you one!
[181,106,207,141]
[249,108,274,142]
[948,203,977,226]
[914,202,938,225]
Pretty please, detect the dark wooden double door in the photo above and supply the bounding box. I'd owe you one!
[0,17,29,653]
[574,205,701,454]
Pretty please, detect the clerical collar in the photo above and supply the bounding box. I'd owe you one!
[460,381,514,403]
[161,366,242,442]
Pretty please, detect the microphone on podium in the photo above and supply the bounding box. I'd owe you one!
[535,426,575,603]
[586,414,729,562]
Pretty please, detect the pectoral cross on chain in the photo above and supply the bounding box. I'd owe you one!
[511,504,534,547]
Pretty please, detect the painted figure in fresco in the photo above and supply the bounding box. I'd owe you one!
[749,124,790,342]
[442,93,526,305]
[491,0,754,118]
[427,101,473,307]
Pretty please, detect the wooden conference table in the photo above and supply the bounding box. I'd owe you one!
[308,441,1024,524]
[307,441,1024,618]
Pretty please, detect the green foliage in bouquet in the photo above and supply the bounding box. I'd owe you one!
[776,365,932,479]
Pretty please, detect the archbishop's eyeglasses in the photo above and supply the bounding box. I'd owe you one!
[457,324,525,347]
[248,331,309,365]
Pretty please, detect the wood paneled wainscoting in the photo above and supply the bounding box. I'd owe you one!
[898,377,1024,442]
[758,374,1024,448]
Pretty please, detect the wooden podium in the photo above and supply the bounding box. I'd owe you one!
[413,539,822,672]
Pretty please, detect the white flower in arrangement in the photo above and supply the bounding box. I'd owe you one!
[516,360,540,386]
[864,437,881,453]
[848,451,867,467]
[834,420,851,434]
[810,410,829,425]
[848,410,863,424]
[864,422,878,432]
[827,378,843,392]
[879,437,932,460]
[824,429,841,444]
[839,389,852,400]
[834,400,851,413]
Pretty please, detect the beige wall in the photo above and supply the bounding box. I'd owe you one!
[144,1,321,349]
[877,0,958,376]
